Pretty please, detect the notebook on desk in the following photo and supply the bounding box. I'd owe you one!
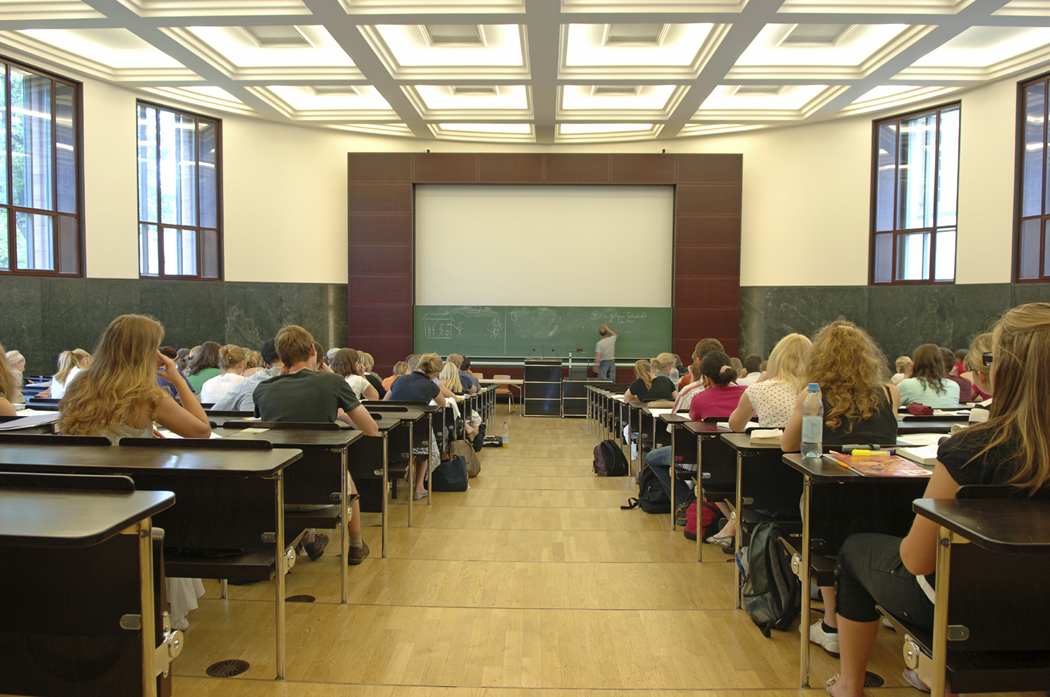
[828,451,930,477]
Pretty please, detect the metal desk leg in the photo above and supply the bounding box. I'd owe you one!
[427,414,433,506]
[407,422,414,527]
[669,426,676,531]
[930,526,954,697]
[799,477,812,688]
[697,433,704,563]
[274,474,286,680]
[340,447,350,603]
[381,435,388,559]
[734,452,744,609]
[136,519,158,697]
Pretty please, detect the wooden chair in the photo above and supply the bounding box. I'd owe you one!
[493,374,517,413]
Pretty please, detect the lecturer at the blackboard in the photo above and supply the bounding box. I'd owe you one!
[593,325,618,379]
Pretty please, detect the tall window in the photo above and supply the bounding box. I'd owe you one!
[1017,73,1050,281]
[137,101,221,279]
[0,59,82,276]
[871,104,960,284]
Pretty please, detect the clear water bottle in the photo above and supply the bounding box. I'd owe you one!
[502,421,510,448]
[800,383,823,459]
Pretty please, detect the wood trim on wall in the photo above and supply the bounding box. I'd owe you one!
[347,153,742,373]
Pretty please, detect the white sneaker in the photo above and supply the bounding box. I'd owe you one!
[808,620,840,656]
[171,615,189,631]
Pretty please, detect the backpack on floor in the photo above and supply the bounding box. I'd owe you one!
[740,522,801,637]
[593,439,628,477]
[683,501,720,541]
[620,466,670,513]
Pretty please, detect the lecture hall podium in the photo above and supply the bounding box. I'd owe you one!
[524,359,561,417]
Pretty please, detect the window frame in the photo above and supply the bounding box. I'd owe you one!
[868,101,961,286]
[1014,71,1050,282]
[0,54,84,278]
[136,99,223,281]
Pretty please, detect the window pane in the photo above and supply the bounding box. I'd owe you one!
[57,214,77,273]
[55,81,76,214]
[0,66,7,206]
[1019,218,1041,280]
[11,68,53,212]
[1024,82,1046,218]
[874,122,896,232]
[873,232,893,283]
[199,120,217,229]
[934,228,955,282]
[897,113,936,230]
[139,223,158,276]
[163,227,196,276]
[15,211,54,270]
[0,212,8,270]
[138,104,158,223]
[201,228,219,279]
[936,107,959,226]
[896,230,930,281]
[159,112,197,226]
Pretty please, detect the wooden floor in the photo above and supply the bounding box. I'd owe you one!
[165,412,1034,697]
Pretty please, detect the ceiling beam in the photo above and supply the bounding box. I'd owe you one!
[524,0,560,144]
[302,0,430,139]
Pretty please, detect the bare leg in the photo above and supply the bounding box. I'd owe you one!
[712,501,736,538]
[821,587,838,628]
[347,477,361,536]
[827,616,879,697]
[414,458,428,494]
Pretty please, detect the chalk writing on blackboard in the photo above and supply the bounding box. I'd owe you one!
[423,313,462,340]
[487,317,503,339]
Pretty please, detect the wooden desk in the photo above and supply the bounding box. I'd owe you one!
[0,444,301,680]
[783,452,930,687]
[0,473,175,697]
[477,378,523,413]
[897,419,959,435]
[655,412,692,532]
[218,423,364,603]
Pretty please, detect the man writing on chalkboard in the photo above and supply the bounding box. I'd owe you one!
[593,325,618,379]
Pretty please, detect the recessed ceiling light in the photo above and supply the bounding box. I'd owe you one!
[732,85,783,96]
[603,24,668,46]
[449,85,500,96]
[422,25,486,46]
[779,24,855,47]
[311,85,360,96]
[238,25,313,48]
[591,85,642,96]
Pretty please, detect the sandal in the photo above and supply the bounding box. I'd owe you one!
[704,535,734,548]
[825,673,840,696]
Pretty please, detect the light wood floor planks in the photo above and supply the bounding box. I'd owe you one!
[157,411,1037,697]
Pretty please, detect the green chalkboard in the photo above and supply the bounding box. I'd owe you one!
[413,306,672,359]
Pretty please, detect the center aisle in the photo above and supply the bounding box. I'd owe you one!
[173,411,922,696]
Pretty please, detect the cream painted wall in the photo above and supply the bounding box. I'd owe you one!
[76,67,1042,287]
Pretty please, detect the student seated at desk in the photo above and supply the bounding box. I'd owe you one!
[448,353,478,394]
[359,352,386,399]
[383,361,409,392]
[212,340,283,412]
[961,333,994,419]
[39,348,91,400]
[254,325,379,565]
[782,319,901,657]
[826,302,1050,697]
[729,333,810,432]
[896,344,960,409]
[0,344,20,416]
[678,338,724,390]
[645,361,705,521]
[330,348,379,401]
[387,352,449,500]
[623,357,677,403]
[185,341,221,395]
[199,344,247,404]
[242,349,264,377]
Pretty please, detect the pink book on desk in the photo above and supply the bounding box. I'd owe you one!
[829,452,930,477]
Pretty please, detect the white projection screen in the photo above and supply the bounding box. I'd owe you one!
[414,184,674,306]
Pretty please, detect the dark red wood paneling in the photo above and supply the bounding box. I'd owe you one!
[413,153,479,183]
[479,154,544,183]
[347,153,412,182]
[674,276,741,308]
[677,154,743,184]
[544,154,610,183]
[674,246,741,276]
[348,244,412,275]
[349,336,414,373]
[675,184,742,217]
[347,213,412,246]
[609,154,676,184]
[674,307,741,338]
[347,183,413,212]
[348,305,413,336]
[675,216,742,247]
[348,274,412,306]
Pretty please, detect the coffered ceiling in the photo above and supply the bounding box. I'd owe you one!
[2,0,1050,143]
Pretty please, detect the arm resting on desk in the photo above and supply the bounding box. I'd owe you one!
[728,391,755,432]
[338,404,379,436]
[900,462,961,576]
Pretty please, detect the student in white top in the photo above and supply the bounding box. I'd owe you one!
[43,348,92,400]
[330,348,379,400]
[0,344,19,416]
[199,344,247,404]
[729,333,811,431]
[736,353,764,387]
[890,355,911,385]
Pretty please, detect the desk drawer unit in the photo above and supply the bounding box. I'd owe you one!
[524,359,561,417]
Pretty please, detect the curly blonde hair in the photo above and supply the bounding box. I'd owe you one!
[806,319,890,432]
[59,315,166,436]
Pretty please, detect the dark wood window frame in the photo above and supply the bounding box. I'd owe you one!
[136,99,223,281]
[0,55,84,277]
[869,102,960,285]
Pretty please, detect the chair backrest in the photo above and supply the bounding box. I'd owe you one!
[471,371,483,379]
[493,375,512,394]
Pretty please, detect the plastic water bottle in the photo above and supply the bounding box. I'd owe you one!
[502,421,510,448]
[801,383,823,459]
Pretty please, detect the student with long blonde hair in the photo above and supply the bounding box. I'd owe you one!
[0,344,19,416]
[827,303,1050,697]
[439,361,464,394]
[59,314,211,441]
[729,333,811,431]
[623,357,677,403]
[43,348,92,400]
[199,344,248,404]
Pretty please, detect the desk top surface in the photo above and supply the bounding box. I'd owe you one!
[783,452,932,484]
[684,422,729,435]
[721,432,783,452]
[897,420,958,434]
[0,488,174,547]
[220,426,365,448]
[477,378,524,385]
[913,498,1050,553]
[0,444,301,476]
